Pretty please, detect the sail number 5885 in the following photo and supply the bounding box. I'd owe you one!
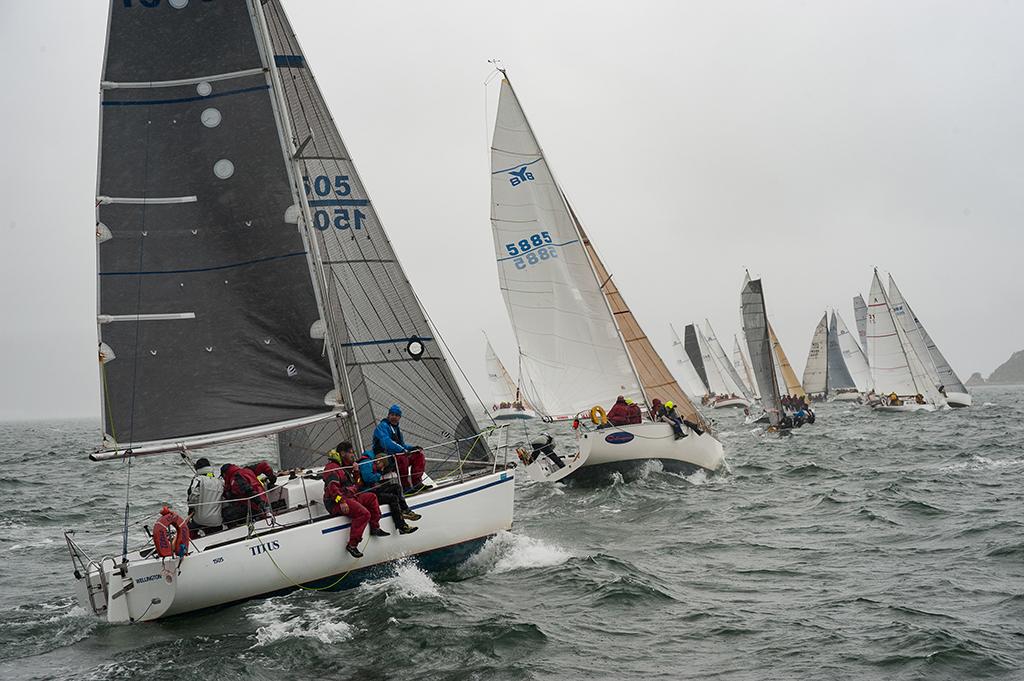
[504,231,552,256]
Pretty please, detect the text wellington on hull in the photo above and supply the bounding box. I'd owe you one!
[66,0,514,624]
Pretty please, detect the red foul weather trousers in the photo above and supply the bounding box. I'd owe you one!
[341,492,382,546]
[395,450,426,489]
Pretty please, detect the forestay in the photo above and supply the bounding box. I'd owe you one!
[834,311,871,392]
[264,0,488,470]
[96,1,339,450]
[742,279,782,426]
[802,313,829,395]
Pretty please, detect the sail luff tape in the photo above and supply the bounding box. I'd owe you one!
[97,196,198,205]
[101,67,266,90]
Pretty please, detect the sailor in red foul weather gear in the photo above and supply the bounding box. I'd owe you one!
[246,460,277,490]
[221,463,270,525]
[624,398,642,425]
[323,444,389,558]
[606,396,631,426]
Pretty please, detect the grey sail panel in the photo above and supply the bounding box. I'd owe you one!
[826,314,857,391]
[853,294,869,359]
[263,1,489,472]
[742,279,782,426]
[97,1,335,446]
[684,324,710,393]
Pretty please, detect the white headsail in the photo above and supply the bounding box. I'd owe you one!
[887,274,966,394]
[671,325,712,398]
[484,335,528,408]
[705,320,753,400]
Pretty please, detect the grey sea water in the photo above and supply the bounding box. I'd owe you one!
[0,386,1021,680]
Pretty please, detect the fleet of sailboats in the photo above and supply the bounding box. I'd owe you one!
[58,3,976,629]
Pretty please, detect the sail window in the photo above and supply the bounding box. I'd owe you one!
[201,108,222,128]
[169,0,189,8]
[196,81,212,97]
[407,336,425,360]
[213,159,234,179]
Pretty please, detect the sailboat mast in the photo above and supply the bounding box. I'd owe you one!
[499,70,649,406]
[250,1,362,449]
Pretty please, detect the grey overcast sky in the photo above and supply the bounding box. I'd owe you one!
[0,1,1021,421]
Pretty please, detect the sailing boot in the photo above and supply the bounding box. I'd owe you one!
[346,544,364,558]
[369,527,390,537]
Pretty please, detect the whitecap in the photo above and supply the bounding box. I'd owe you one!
[249,598,354,647]
[940,455,1024,472]
[359,559,440,600]
[462,531,572,575]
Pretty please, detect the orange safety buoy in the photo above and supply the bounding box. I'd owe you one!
[153,506,190,558]
[590,405,608,426]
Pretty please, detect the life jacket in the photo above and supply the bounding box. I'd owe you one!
[223,464,268,510]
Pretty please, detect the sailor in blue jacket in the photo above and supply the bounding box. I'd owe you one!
[357,449,420,531]
[372,404,430,493]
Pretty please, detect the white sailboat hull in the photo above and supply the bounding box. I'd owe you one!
[829,392,863,403]
[944,392,972,408]
[492,407,538,421]
[712,397,751,409]
[580,423,726,474]
[71,471,514,623]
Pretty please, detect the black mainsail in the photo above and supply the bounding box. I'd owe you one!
[94,1,488,475]
[683,324,710,394]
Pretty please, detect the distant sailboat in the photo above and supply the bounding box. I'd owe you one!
[683,323,711,397]
[769,323,806,399]
[742,278,787,432]
[802,312,861,401]
[69,0,513,624]
[484,335,538,420]
[490,70,725,480]
[671,324,713,399]
[853,294,869,361]
[887,275,971,408]
[703,320,752,408]
[865,269,944,411]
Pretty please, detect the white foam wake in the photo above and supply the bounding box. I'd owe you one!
[359,559,441,600]
[249,598,354,647]
[463,531,572,575]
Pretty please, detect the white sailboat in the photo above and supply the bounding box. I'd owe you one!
[703,320,752,408]
[803,312,862,402]
[887,275,971,408]
[741,278,789,432]
[825,311,863,401]
[490,71,725,480]
[484,334,538,420]
[66,1,513,624]
[802,313,829,400]
[865,269,944,412]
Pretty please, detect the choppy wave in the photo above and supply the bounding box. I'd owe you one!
[249,598,355,647]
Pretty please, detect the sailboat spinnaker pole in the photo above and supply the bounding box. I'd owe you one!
[250,0,362,449]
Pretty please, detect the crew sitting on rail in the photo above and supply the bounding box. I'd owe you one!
[888,391,902,406]
[221,463,270,525]
[357,448,420,534]
[322,446,391,558]
[658,400,687,440]
[915,393,926,405]
[186,457,223,535]
[373,404,430,494]
[246,460,278,491]
[604,395,631,427]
